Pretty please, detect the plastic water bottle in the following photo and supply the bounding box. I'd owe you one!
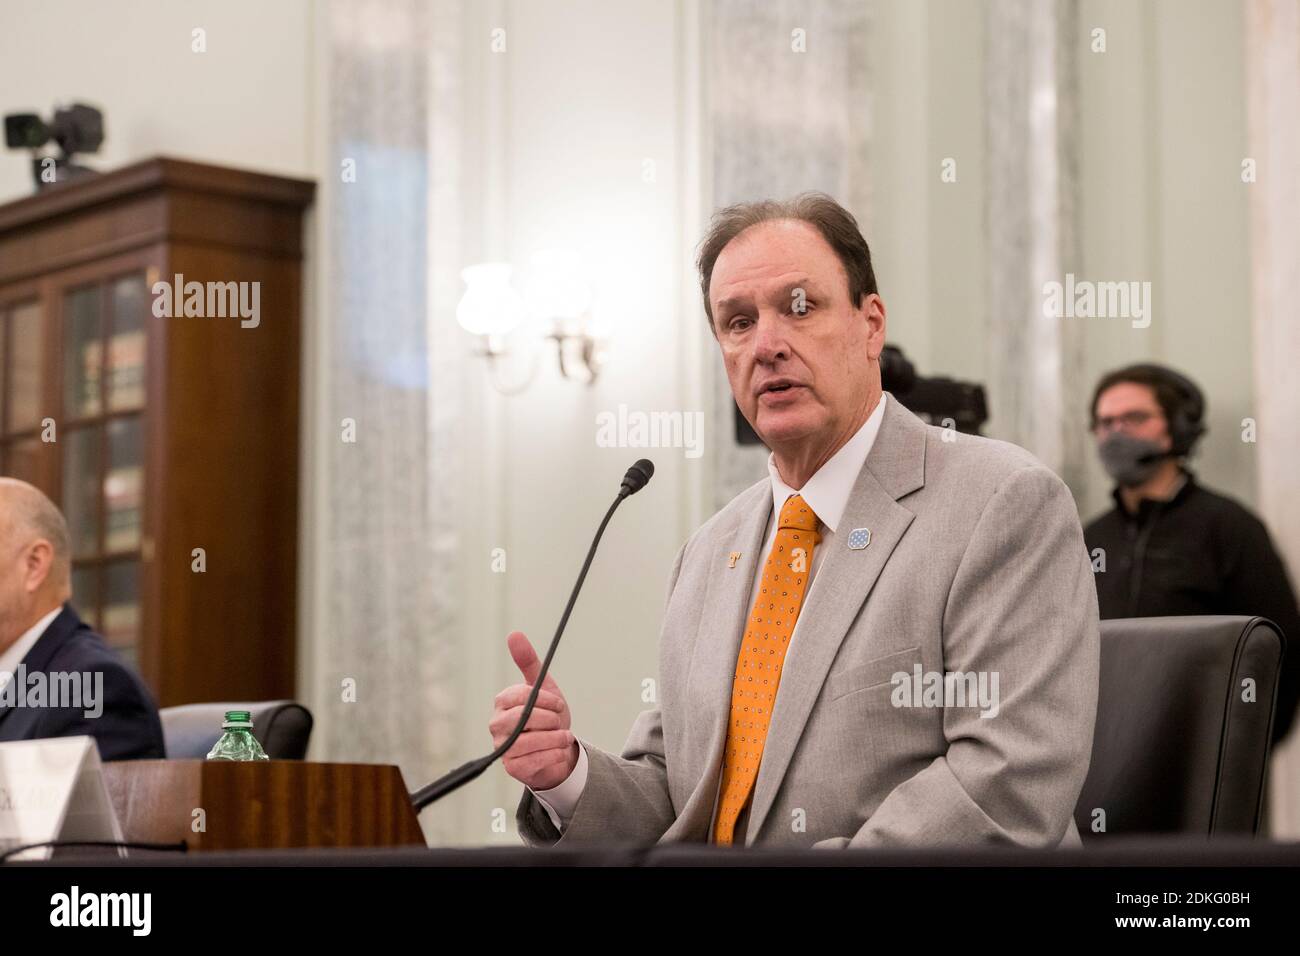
[205,710,271,761]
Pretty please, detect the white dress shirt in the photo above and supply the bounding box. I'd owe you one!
[529,393,889,834]
[0,606,63,694]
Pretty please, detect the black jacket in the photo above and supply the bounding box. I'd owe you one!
[0,603,165,760]
[1084,473,1300,744]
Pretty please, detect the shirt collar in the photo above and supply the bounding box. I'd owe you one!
[1112,467,1196,520]
[765,392,888,534]
[0,605,63,687]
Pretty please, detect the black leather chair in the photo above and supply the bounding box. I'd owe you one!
[160,700,313,760]
[1075,616,1284,838]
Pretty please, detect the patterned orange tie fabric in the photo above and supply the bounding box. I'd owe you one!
[712,493,821,845]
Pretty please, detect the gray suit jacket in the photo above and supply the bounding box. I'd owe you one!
[518,393,1099,848]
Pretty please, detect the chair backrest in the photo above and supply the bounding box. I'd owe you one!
[160,700,313,760]
[1075,616,1283,838]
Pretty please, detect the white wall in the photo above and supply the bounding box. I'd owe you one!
[868,0,1255,521]
[0,0,316,202]
[868,0,990,397]
[451,0,707,843]
[1076,0,1254,519]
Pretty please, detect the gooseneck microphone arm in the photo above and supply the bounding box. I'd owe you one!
[409,459,654,812]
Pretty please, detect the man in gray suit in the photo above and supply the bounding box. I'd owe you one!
[491,192,1099,848]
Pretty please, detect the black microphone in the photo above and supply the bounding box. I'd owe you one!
[619,458,654,498]
[409,459,655,812]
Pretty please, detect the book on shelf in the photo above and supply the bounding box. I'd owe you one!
[104,464,143,551]
[108,330,145,408]
[105,512,141,552]
[77,340,103,416]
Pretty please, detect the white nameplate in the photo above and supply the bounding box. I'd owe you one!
[0,736,123,861]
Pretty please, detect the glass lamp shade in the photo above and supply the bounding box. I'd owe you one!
[457,263,525,337]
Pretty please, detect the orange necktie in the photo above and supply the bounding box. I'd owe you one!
[712,493,821,845]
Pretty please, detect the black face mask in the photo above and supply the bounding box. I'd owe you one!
[1098,431,1169,487]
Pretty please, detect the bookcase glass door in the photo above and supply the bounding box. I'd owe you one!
[59,273,148,671]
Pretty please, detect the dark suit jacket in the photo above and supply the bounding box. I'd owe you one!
[0,603,165,760]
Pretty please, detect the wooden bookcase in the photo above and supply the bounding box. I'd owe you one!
[0,157,314,706]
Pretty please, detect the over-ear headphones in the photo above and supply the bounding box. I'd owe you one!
[1125,363,1206,457]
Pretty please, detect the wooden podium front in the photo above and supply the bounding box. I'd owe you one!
[102,761,426,851]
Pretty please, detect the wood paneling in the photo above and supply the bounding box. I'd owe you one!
[103,761,426,850]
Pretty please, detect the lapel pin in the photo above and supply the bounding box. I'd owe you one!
[847,528,872,550]
[728,551,741,568]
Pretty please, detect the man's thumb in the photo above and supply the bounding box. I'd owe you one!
[507,630,543,685]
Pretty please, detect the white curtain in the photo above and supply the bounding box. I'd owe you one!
[307,0,467,845]
[984,0,1087,489]
[1247,0,1300,838]
[705,0,874,508]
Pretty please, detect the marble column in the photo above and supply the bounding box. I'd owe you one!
[1246,0,1300,838]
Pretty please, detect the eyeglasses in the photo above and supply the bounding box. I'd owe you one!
[1091,410,1160,434]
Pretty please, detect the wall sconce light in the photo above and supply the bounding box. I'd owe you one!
[456,250,605,394]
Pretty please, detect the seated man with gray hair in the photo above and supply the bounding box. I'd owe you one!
[0,477,164,760]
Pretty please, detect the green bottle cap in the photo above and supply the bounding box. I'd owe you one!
[222,710,253,729]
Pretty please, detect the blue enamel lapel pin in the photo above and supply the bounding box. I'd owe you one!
[847,528,872,550]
